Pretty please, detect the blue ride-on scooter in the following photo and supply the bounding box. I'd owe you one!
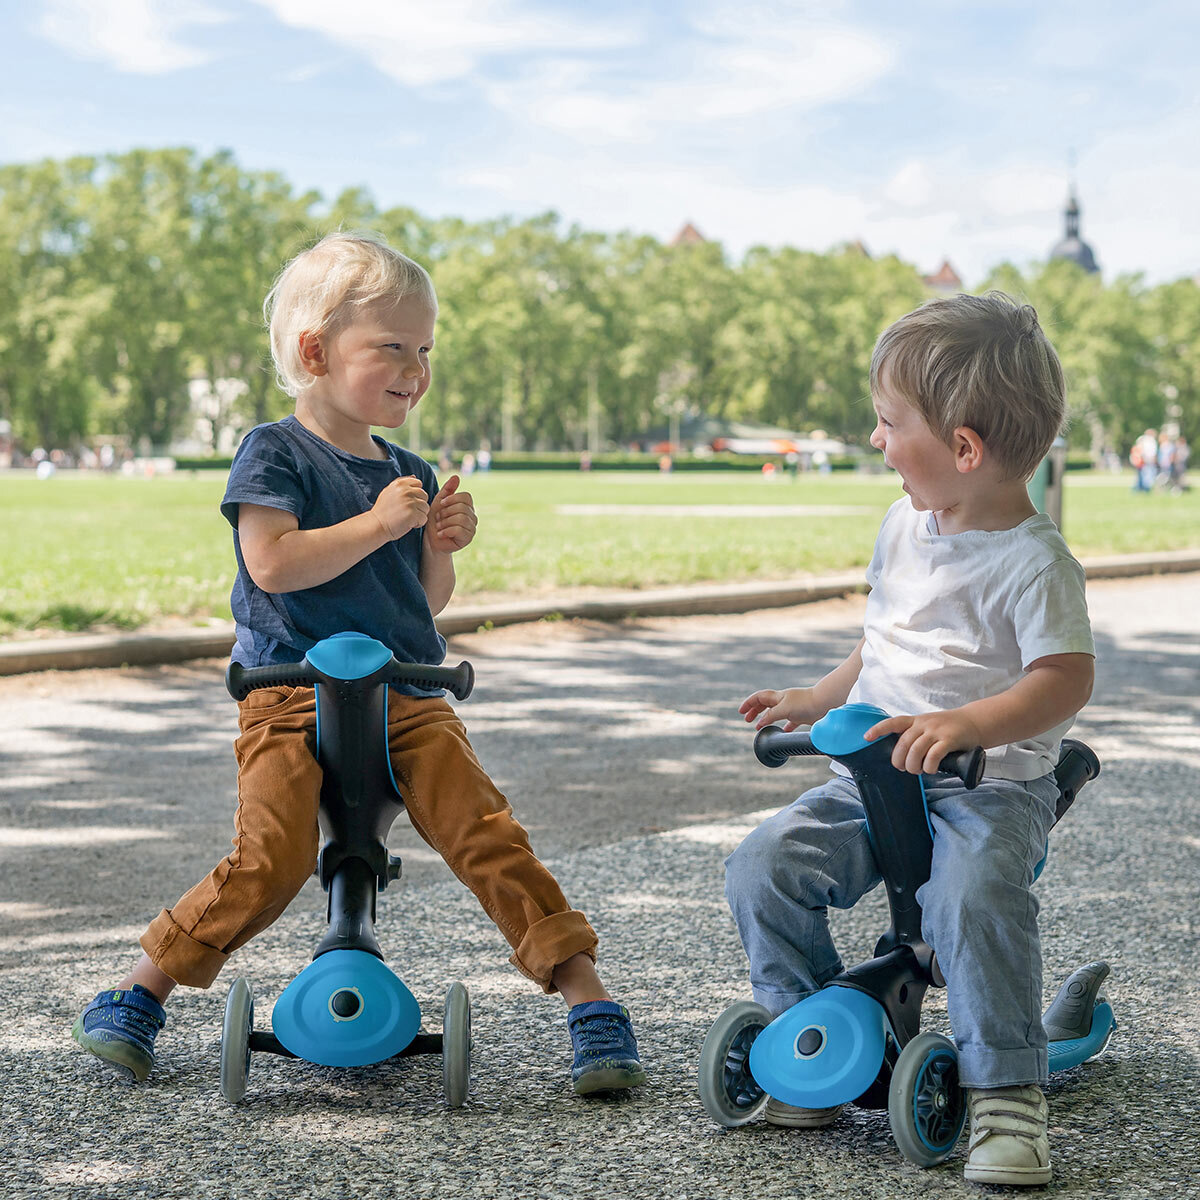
[218,632,475,1105]
[698,702,1115,1167]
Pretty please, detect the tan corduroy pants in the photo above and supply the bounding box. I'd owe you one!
[141,685,597,991]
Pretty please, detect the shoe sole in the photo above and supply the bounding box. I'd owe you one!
[573,1065,647,1096]
[764,1105,843,1129]
[964,1164,1052,1187]
[71,1018,151,1083]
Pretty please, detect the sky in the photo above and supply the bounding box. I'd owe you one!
[2,0,1198,286]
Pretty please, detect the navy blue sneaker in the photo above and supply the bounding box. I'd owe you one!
[568,1000,647,1096]
[71,985,166,1082]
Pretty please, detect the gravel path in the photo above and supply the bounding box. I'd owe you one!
[3,575,1198,1198]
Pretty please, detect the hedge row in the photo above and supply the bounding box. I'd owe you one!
[173,451,862,473]
[172,450,1096,474]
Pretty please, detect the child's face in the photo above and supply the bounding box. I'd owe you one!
[869,372,963,514]
[309,295,437,433]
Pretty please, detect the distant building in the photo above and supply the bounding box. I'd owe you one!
[670,221,707,247]
[922,259,963,294]
[1049,189,1099,273]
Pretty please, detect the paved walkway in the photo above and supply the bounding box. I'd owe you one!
[4,574,1199,1198]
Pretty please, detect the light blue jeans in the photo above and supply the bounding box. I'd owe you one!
[724,771,1060,1088]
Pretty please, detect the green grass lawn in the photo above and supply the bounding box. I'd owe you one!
[1,468,1196,637]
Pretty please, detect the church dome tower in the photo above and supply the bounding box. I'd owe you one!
[1050,189,1099,273]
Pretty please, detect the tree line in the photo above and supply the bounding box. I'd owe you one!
[1,147,1196,458]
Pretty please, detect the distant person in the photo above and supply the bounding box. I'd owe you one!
[1156,432,1175,490]
[658,453,673,473]
[476,444,491,472]
[1131,428,1158,492]
[728,293,1093,1187]
[71,231,645,1098]
[1170,435,1190,492]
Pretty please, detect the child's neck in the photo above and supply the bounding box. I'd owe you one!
[294,402,385,460]
[933,481,1038,535]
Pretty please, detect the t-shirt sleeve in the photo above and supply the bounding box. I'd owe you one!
[220,427,306,529]
[1013,556,1096,668]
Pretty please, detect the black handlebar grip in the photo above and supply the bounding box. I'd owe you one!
[225,661,318,701]
[383,660,475,702]
[938,746,986,790]
[753,725,822,768]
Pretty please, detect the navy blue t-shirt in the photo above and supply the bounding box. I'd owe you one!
[221,415,446,693]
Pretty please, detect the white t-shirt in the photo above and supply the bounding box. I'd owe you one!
[846,499,1095,781]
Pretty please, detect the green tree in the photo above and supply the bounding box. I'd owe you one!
[0,157,107,448]
[1143,278,1200,443]
[186,151,317,441]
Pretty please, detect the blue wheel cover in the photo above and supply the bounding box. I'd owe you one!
[749,985,888,1108]
[272,950,421,1067]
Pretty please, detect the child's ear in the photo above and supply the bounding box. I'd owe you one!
[952,426,985,473]
[297,330,328,377]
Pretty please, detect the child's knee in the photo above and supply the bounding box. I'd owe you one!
[924,854,1029,929]
[724,826,784,908]
[252,841,318,908]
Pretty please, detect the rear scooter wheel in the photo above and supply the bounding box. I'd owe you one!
[888,1032,967,1167]
[220,977,254,1103]
[698,1001,771,1127]
[442,982,471,1108]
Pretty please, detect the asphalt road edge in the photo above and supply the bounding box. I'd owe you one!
[3,549,1198,677]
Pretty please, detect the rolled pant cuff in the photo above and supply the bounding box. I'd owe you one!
[140,909,228,989]
[510,910,598,994]
[752,987,813,1020]
[957,1044,1048,1090]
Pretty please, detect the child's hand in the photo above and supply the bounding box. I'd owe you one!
[738,687,815,731]
[426,475,478,554]
[372,475,431,541]
[864,709,985,775]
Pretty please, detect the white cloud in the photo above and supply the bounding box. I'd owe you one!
[445,148,874,255]
[36,0,226,74]
[252,0,637,87]
[482,7,894,142]
[251,0,893,143]
[884,161,933,208]
[444,127,1200,287]
[976,166,1065,219]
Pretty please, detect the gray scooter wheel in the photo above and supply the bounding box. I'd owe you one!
[698,1001,771,1127]
[887,1031,966,1167]
[220,977,254,1103]
[442,982,471,1108]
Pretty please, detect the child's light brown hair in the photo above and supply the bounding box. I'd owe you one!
[869,292,1066,480]
[265,231,437,398]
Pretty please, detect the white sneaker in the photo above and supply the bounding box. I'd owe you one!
[764,1097,844,1128]
[964,1085,1051,1187]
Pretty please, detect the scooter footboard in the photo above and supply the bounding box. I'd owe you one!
[1044,961,1116,1073]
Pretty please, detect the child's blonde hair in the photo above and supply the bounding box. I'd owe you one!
[869,292,1066,481]
[265,231,437,397]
